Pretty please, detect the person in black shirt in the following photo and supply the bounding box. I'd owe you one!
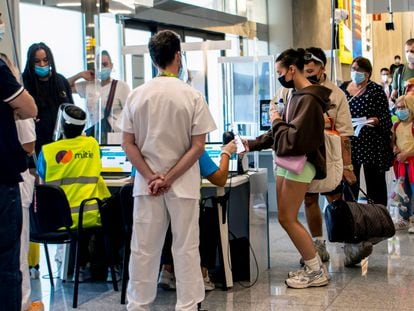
[0,12,38,311]
[22,42,74,154]
[390,55,404,75]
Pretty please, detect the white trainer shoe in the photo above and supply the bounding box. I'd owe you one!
[158,269,176,290]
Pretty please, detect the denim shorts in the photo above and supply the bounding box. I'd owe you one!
[275,161,316,183]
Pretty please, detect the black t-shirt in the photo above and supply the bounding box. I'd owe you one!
[390,63,404,75]
[0,59,27,184]
[24,74,74,154]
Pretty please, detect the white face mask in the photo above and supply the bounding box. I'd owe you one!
[0,23,5,41]
[381,74,389,83]
[406,52,414,64]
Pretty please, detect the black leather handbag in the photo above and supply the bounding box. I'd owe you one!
[324,185,395,243]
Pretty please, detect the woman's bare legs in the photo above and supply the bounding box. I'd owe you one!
[276,176,316,261]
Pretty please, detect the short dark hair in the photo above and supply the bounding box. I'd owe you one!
[276,48,306,71]
[62,105,86,139]
[394,55,401,60]
[380,67,390,73]
[101,50,112,64]
[352,56,373,79]
[148,30,181,69]
[305,47,327,66]
[405,39,414,46]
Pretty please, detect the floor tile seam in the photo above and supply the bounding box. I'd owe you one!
[322,271,358,310]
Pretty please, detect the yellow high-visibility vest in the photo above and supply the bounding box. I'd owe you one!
[43,136,111,229]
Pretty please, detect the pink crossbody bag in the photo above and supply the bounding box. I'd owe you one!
[274,96,307,174]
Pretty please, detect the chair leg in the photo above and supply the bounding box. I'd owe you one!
[43,244,54,288]
[102,229,119,292]
[121,244,130,304]
[72,238,82,308]
[110,265,119,292]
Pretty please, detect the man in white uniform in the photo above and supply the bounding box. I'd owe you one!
[121,30,216,311]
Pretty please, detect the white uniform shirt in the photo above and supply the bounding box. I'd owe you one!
[76,80,131,131]
[121,77,217,199]
[15,118,36,208]
[276,78,354,136]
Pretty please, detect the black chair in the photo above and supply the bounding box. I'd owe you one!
[29,184,119,308]
[119,183,134,304]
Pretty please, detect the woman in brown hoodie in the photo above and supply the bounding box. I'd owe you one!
[246,48,331,288]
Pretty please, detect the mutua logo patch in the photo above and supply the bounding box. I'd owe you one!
[55,150,73,164]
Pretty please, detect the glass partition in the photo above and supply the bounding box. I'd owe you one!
[218,56,275,139]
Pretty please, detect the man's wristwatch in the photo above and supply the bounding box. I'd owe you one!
[343,164,354,171]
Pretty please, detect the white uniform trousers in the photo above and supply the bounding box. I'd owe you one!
[127,193,204,311]
[19,170,35,311]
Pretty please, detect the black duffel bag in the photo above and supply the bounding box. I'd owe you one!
[324,185,395,243]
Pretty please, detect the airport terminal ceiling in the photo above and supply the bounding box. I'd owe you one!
[19,0,268,41]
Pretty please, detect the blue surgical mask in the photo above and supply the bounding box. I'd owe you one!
[0,23,5,41]
[34,65,50,78]
[396,108,410,121]
[351,71,366,84]
[98,68,112,81]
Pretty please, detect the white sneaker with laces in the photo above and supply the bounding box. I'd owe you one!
[72,266,91,283]
[30,267,40,280]
[106,267,121,282]
[408,216,414,234]
[288,263,330,279]
[394,218,410,231]
[203,275,215,291]
[344,241,373,267]
[158,269,176,290]
[285,265,329,289]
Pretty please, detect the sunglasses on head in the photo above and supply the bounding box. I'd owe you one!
[304,52,324,65]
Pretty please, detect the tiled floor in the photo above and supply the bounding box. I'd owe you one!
[31,213,414,311]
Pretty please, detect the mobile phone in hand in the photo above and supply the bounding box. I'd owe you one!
[234,135,245,153]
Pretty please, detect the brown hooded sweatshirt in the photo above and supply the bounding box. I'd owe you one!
[249,84,332,180]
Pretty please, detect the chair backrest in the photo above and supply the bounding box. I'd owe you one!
[119,183,134,236]
[30,184,73,235]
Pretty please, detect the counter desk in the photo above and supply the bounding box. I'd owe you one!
[88,169,270,288]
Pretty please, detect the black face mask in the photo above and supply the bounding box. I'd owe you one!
[278,75,295,88]
[307,75,319,84]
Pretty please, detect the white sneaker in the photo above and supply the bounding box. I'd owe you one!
[300,240,330,265]
[344,241,373,267]
[408,216,414,234]
[203,275,215,291]
[285,265,329,289]
[72,266,91,283]
[394,218,410,231]
[158,269,176,290]
[30,267,40,279]
[106,267,121,282]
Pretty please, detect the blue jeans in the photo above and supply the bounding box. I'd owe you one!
[0,185,22,311]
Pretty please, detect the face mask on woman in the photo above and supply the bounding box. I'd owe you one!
[98,68,112,81]
[0,23,5,41]
[351,71,366,84]
[34,65,50,78]
[396,108,410,121]
[278,74,295,89]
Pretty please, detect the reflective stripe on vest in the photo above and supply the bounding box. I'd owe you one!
[71,202,99,213]
[47,176,99,187]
